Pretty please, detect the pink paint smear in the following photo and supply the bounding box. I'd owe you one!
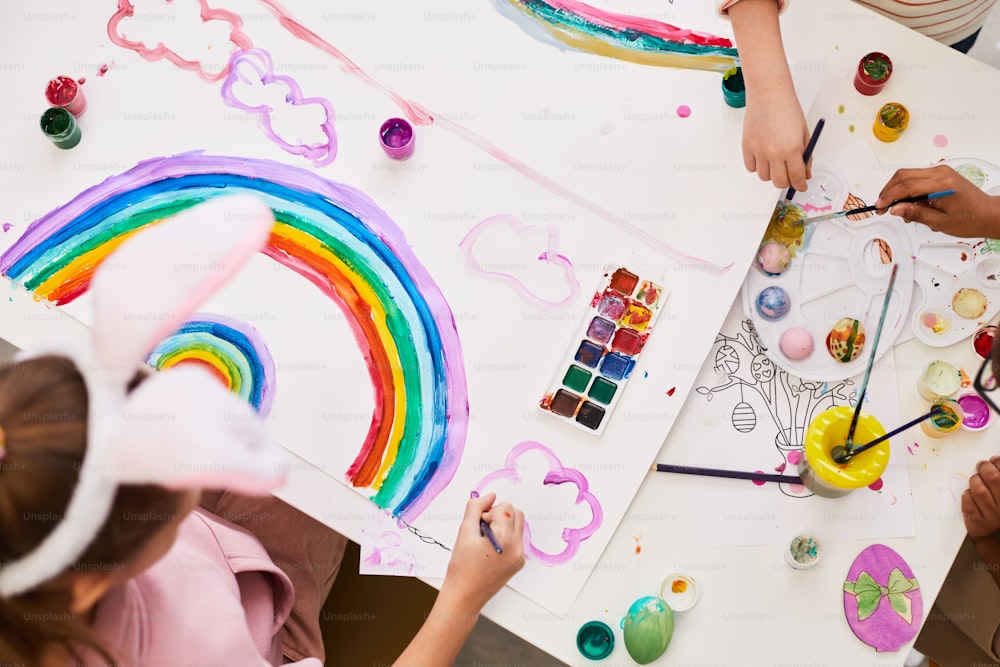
[108,0,253,82]
[252,0,730,275]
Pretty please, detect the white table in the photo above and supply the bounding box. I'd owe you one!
[3,1,1000,665]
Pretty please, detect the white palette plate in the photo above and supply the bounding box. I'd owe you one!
[910,157,1000,346]
[743,215,913,382]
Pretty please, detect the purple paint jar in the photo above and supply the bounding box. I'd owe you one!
[379,117,415,160]
[958,393,991,431]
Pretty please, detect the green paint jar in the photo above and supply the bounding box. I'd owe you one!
[576,620,614,660]
[722,67,746,108]
[40,107,81,149]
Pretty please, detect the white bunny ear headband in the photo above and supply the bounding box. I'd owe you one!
[0,195,288,598]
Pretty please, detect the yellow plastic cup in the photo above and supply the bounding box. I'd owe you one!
[799,406,889,497]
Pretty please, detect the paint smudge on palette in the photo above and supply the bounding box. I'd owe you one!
[540,266,669,435]
[844,194,875,221]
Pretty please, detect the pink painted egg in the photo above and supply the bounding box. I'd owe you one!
[843,544,921,652]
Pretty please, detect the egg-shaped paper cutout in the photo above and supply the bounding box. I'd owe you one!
[623,596,674,664]
[843,544,921,652]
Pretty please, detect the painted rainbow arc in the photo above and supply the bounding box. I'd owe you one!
[147,314,277,417]
[0,153,468,521]
[494,0,739,72]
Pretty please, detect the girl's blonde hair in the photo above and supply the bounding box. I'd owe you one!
[0,356,191,666]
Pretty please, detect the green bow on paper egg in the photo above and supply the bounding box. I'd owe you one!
[844,568,920,624]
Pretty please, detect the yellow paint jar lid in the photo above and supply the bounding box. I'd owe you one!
[804,406,890,489]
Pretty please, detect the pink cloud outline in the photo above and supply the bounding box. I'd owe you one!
[458,214,580,310]
[473,440,603,566]
[221,48,337,166]
[107,0,253,82]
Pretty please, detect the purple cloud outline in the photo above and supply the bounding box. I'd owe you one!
[458,214,580,310]
[473,440,603,566]
[221,48,338,167]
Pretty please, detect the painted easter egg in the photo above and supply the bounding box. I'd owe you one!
[732,401,757,433]
[623,596,674,664]
[755,286,791,321]
[826,318,866,363]
[955,163,987,188]
[843,544,922,652]
[780,327,814,360]
[757,241,791,276]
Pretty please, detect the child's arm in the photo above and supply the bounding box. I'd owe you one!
[876,165,1000,238]
[726,0,810,192]
[392,493,525,667]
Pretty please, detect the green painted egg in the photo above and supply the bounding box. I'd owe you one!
[623,595,674,664]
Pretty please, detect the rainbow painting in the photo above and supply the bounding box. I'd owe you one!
[0,153,468,521]
[147,314,276,417]
[493,0,738,72]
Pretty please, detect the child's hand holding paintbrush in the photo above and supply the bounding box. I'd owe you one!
[874,165,1000,238]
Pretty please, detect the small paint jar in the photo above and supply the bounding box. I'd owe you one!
[659,573,698,612]
[854,52,892,96]
[785,534,822,570]
[45,75,87,117]
[872,102,909,143]
[379,117,415,160]
[917,359,962,401]
[39,107,82,150]
[799,406,889,498]
[922,398,965,438]
[576,620,615,660]
[957,393,991,432]
[972,325,997,360]
[721,67,745,108]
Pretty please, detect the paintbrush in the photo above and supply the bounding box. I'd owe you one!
[794,189,956,226]
[782,118,826,204]
[470,491,503,554]
[841,263,899,455]
[832,406,944,464]
[651,463,802,485]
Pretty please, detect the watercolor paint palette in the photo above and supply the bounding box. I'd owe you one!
[910,158,1000,346]
[742,198,914,382]
[539,265,668,435]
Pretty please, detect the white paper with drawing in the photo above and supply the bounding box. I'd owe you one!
[0,0,783,612]
[672,299,914,548]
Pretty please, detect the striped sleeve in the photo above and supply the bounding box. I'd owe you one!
[854,0,997,45]
[716,0,790,18]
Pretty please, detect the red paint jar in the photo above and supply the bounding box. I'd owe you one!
[45,76,87,117]
[854,52,892,96]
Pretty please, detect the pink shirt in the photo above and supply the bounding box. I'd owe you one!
[90,508,322,666]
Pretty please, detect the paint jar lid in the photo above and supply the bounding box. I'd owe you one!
[659,572,698,611]
[576,620,615,660]
[957,392,992,431]
[785,534,822,569]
